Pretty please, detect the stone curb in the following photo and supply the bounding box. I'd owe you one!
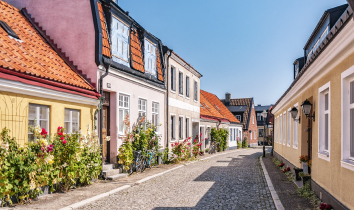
[260,156,285,210]
[59,148,247,210]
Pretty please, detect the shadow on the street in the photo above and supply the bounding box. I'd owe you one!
[153,151,266,210]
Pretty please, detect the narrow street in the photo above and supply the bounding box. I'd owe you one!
[79,148,275,210]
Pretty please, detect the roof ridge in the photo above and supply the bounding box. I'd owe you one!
[21,8,97,89]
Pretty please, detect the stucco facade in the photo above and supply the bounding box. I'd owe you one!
[164,51,202,150]
[272,5,354,209]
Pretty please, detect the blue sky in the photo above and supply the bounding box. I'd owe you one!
[120,0,347,105]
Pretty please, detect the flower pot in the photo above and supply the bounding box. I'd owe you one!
[294,168,303,181]
[302,176,311,186]
[302,162,308,174]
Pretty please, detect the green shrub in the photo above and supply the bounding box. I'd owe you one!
[162,147,170,164]
[210,128,229,152]
[242,137,248,148]
[237,141,242,148]
[205,148,209,153]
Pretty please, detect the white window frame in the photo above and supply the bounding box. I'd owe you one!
[170,114,176,141]
[341,66,354,171]
[318,82,330,161]
[171,66,176,92]
[236,115,241,122]
[64,108,80,134]
[28,104,50,142]
[118,93,130,135]
[185,117,190,138]
[178,71,183,96]
[194,80,198,102]
[283,112,286,145]
[186,75,190,99]
[178,116,184,140]
[230,128,233,141]
[152,101,159,133]
[280,114,283,145]
[112,16,130,62]
[287,108,291,147]
[293,103,299,149]
[138,98,147,118]
[257,113,262,121]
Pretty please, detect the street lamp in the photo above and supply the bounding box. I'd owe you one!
[261,109,268,157]
[301,99,315,121]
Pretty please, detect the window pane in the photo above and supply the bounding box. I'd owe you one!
[325,113,328,151]
[39,107,48,120]
[72,111,79,132]
[29,105,36,120]
[351,109,354,157]
[325,93,329,111]
[65,109,70,121]
[351,81,354,104]
[119,109,124,132]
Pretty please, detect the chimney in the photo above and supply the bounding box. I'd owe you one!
[225,92,231,106]
[258,104,261,106]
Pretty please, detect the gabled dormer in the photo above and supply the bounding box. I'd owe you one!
[293,57,305,79]
[304,4,348,62]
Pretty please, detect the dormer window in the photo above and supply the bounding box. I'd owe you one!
[0,20,20,40]
[111,16,130,67]
[144,38,157,77]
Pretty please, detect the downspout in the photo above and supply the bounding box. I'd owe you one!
[99,61,111,179]
[166,49,172,149]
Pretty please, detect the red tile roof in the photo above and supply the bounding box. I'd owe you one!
[224,98,253,129]
[201,90,240,123]
[130,29,144,73]
[156,47,163,81]
[97,2,111,58]
[0,1,97,93]
[200,91,225,120]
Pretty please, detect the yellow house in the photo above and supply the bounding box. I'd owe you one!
[272,3,354,210]
[0,1,99,145]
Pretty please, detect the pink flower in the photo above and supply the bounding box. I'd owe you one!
[171,144,173,147]
[200,133,202,137]
[187,143,191,145]
[58,132,63,136]
[62,140,67,144]
[182,150,184,153]
[60,137,64,140]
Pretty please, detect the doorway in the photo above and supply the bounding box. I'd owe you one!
[102,92,110,163]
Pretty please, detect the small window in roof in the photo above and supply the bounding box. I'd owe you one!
[0,20,19,39]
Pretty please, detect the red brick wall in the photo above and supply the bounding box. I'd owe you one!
[242,103,258,146]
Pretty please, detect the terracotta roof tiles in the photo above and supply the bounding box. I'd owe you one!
[200,91,224,119]
[156,47,163,81]
[97,2,111,58]
[0,1,95,91]
[130,29,144,73]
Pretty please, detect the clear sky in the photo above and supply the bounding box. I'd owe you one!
[120,0,347,105]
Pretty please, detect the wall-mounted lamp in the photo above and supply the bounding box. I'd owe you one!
[301,99,315,122]
[290,107,301,123]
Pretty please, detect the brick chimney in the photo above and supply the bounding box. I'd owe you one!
[225,92,231,106]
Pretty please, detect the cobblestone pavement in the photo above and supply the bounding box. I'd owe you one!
[80,148,276,210]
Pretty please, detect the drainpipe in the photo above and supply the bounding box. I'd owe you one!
[166,49,172,149]
[99,61,111,179]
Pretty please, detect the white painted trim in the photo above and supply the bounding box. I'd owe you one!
[168,97,200,113]
[0,78,99,106]
[272,19,354,115]
[341,160,354,172]
[318,81,331,162]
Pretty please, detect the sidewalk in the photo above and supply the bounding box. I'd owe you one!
[9,149,249,210]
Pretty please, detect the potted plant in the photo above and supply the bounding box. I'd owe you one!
[299,172,311,186]
[294,167,303,181]
[299,155,309,174]
[319,203,333,210]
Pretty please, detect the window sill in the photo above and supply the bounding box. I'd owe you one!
[171,138,176,142]
[186,97,190,100]
[179,94,184,98]
[341,159,354,171]
[293,145,298,149]
[170,90,176,94]
[318,152,330,162]
[287,144,291,147]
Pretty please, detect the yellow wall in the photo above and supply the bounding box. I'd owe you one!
[273,50,354,209]
[0,90,96,145]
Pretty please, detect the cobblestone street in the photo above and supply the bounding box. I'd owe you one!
[79,148,275,210]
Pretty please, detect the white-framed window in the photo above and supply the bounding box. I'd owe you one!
[28,104,49,142]
[341,66,354,171]
[234,128,236,141]
[138,98,147,118]
[257,113,263,121]
[230,129,232,141]
[144,38,157,76]
[293,104,299,148]
[283,112,286,144]
[64,109,80,134]
[152,102,159,129]
[280,114,282,144]
[179,116,183,140]
[171,66,176,92]
[194,81,198,101]
[259,129,264,137]
[112,16,129,65]
[171,115,176,141]
[318,82,330,161]
[236,115,241,122]
[185,117,190,138]
[287,109,291,146]
[186,76,190,98]
[250,130,252,140]
[179,71,183,95]
[119,94,129,134]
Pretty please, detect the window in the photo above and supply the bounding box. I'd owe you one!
[307,26,329,62]
[253,115,255,124]
[152,102,159,129]
[287,110,291,146]
[257,113,263,121]
[283,113,286,144]
[28,104,49,142]
[186,76,190,98]
[259,129,264,137]
[295,67,299,78]
[179,72,183,95]
[250,131,252,140]
[179,117,183,139]
[236,128,239,141]
[138,99,147,118]
[185,118,189,138]
[254,130,256,139]
[171,66,176,91]
[293,104,299,148]
[64,109,80,134]
[319,82,330,159]
[236,115,241,122]
[119,94,129,134]
[194,81,198,101]
[234,129,236,141]
[144,39,157,76]
[171,115,175,140]
[230,129,232,141]
[112,17,129,66]
[280,114,283,144]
